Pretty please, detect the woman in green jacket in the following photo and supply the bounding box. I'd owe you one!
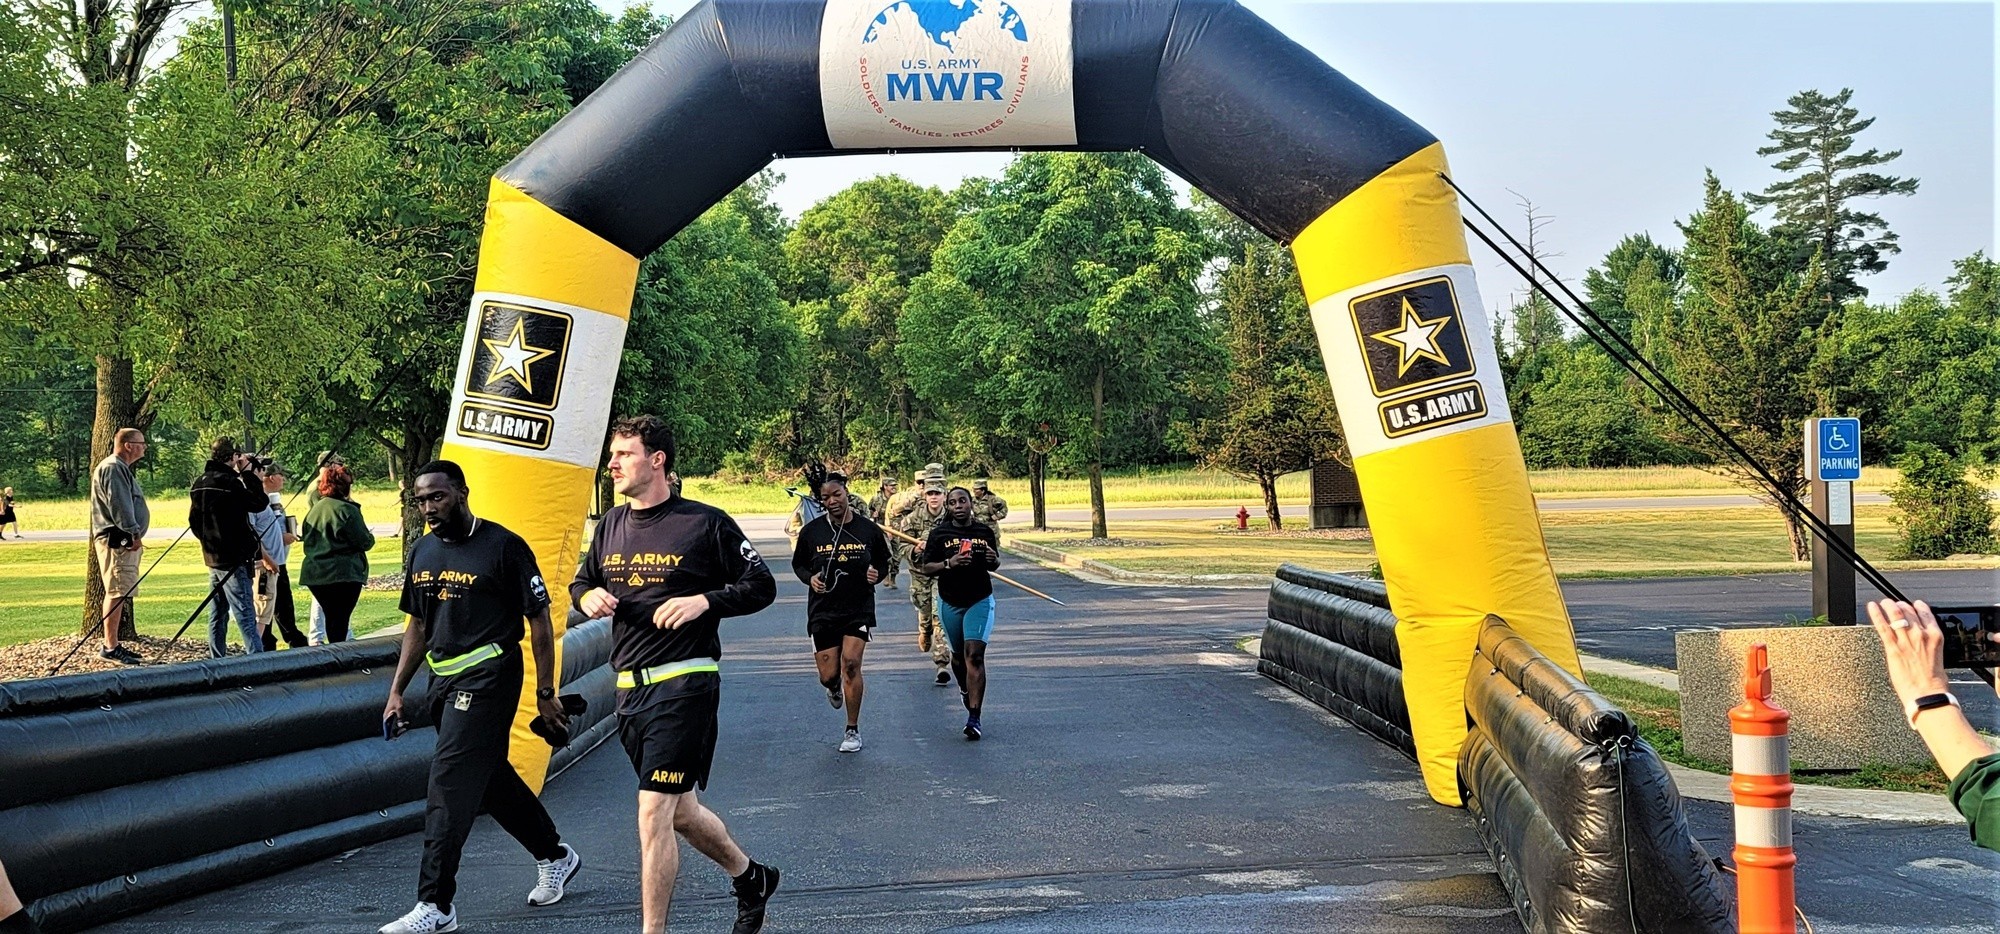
[1870,599,2000,851]
[299,464,374,643]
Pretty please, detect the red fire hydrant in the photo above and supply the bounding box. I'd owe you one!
[1236,506,1249,530]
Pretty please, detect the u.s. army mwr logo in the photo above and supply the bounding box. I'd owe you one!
[1348,276,1474,397]
[465,300,572,411]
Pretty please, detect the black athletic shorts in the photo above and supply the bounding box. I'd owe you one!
[810,622,872,653]
[619,687,720,795]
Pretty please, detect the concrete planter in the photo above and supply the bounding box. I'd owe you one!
[1677,626,1929,769]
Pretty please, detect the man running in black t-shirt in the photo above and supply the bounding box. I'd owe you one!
[572,416,780,934]
[789,472,891,753]
[380,461,579,934]
[918,487,1001,741]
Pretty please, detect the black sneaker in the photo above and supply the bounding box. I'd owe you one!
[731,862,780,934]
[963,717,982,741]
[100,646,142,665]
[934,669,951,685]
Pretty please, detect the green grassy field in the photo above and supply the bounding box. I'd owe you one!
[1585,671,1947,793]
[8,465,1936,527]
[5,485,404,533]
[1011,504,1998,578]
[0,536,408,648]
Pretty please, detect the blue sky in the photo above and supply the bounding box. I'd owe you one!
[623,1,1994,305]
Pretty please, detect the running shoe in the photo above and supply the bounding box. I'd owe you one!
[963,717,982,741]
[935,668,951,685]
[826,683,843,709]
[99,646,141,665]
[839,727,862,753]
[731,862,781,934]
[527,842,581,906]
[380,902,457,934]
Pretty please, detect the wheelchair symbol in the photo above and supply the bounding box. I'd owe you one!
[1825,426,1852,451]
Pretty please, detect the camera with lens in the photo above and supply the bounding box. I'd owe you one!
[247,454,275,474]
[1935,605,2000,669]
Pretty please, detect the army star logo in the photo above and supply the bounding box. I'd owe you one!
[463,300,572,411]
[1347,276,1476,397]
[482,319,555,394]
[1370,298,1453,377]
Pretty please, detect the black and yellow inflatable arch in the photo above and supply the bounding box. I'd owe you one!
[449,0,1580,805]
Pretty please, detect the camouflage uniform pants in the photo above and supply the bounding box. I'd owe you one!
[909,573,949,669]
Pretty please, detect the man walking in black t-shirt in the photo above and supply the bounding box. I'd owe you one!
[918,487,1002,741]
[380,461,579,934]
[789,472,891,753]
[572,416,780,934]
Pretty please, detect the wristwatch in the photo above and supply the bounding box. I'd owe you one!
[536,686,556,700]
[1905,692,1959,727]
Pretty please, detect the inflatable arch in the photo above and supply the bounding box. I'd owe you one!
[445,0,1581,805]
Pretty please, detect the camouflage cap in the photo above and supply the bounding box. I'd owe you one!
[913,469,927,482]
[923,478,947,493]
[973,478,990,489]
[923,462,945,480]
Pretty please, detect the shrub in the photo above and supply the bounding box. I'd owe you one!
[1886,446,1996,559]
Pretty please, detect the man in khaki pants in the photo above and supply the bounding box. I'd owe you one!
[90,428,150,665]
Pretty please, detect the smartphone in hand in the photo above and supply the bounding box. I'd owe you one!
[383,715,406,741]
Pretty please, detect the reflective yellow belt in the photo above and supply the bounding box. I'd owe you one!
[616,658,720,689]
[426,642,504,676]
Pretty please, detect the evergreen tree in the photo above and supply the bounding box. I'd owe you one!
[1744,88,1918,301]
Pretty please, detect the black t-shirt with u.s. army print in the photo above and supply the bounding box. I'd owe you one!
[400,518,551,685]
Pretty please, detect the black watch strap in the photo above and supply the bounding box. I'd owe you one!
[536,686,556,699]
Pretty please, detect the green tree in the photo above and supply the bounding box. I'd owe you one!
[1835,256,2000,462]
[774,175,954,473]
[1581,234,1682,339]
[1516,339,1687,469]
[900,153,1214,538]
[1186,201,1340,529]
[1744,88,1918,302]
[1633,174,1836,559]
[1886,446,1996,559]
[617,179,801,476]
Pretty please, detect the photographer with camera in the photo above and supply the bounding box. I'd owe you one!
[1868,598,2000,851]
[189,437,270,657]
[790,470,891,753]
[88,428,150,665]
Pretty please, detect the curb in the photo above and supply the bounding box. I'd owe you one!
[1005,539,1282,589]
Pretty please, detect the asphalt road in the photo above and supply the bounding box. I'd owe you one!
[82,539,2000,932]
[95,530,1514,933]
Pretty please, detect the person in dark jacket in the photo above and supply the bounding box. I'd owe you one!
[188,437,270,657]
[1869,599,2000,851]
[300,464,375,644]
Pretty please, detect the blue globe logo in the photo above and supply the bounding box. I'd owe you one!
[865,0,1028,50]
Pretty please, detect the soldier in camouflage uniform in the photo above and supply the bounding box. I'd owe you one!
[898,478,952,682]
[970,478,1008,544]
[868,477,899,588]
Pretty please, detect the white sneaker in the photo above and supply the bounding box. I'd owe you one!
[528,843,581,906]
[839,728,862,753]
[380,901,457,933]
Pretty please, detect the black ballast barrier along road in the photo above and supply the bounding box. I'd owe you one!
[0,617,615,933]
[1257,564,1413,757]
[1459,615,1735,933]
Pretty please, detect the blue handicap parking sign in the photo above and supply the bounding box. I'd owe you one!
[1815,418,1861,481]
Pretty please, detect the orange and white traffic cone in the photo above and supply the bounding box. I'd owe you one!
[1730,642,1796,933]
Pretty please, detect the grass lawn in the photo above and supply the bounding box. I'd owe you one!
[6,485,405,534]
[1585,671,1948,793]
[11,465,1940,526]
[0,536,408,649]
[1010,505,1999,578]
